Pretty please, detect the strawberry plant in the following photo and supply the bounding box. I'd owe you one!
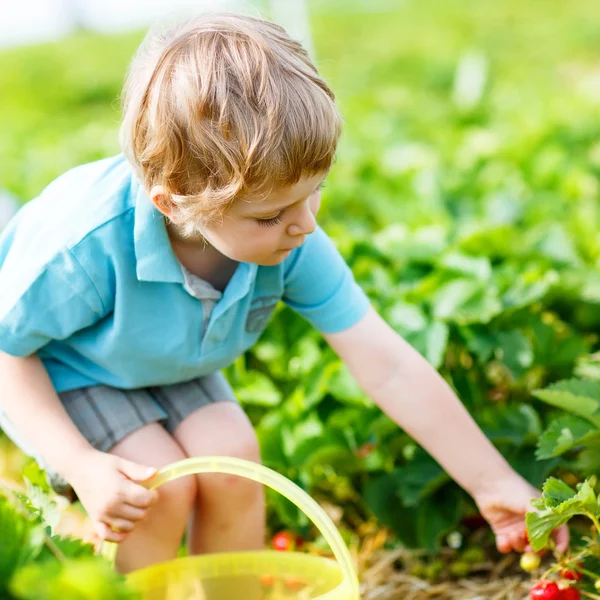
[0,484,135,599]
[523,476,600,598]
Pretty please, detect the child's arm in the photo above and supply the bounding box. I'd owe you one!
[0,352,95,474]
[0,351,158,541]
[323,307,569,553]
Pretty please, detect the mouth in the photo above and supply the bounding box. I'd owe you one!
[279,239,305,252]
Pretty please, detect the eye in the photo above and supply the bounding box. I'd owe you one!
[316,181,327,191]
[256,213,283,228]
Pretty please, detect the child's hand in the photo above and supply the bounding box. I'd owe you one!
[473,475,569,554]
[67,449,159,542]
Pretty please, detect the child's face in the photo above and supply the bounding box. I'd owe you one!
[200,171,327,266]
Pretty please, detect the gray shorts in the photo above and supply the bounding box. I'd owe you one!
[0,373,237,496]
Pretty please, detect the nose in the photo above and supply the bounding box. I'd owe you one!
[287,198,318,237]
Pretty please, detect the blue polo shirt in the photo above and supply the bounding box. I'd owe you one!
[0,155,370,393]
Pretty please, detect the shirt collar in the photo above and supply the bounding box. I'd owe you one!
[132,181,259,293]
[133,182,184,284]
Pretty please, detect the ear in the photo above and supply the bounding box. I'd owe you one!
[149,185,177,220]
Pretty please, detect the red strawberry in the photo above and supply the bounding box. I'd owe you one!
[559,587,581,600]
[529,581,560,600]
[559,563,583,582]
[272,531,300,552]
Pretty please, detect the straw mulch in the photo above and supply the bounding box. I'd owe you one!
[359,548,530,600]
[352,519,531,600]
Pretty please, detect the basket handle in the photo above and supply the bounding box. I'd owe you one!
[100,456,359,599]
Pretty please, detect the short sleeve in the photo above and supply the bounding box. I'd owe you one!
[0,248,105,357]
[283,227,370,333]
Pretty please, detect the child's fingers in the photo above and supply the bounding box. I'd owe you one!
[496,534,512,554]
[121,480,158,509]
[509,531,526,553]
[95,522,128,543]
[105,517,137,534]
[117,459,157,483]
[109,503,149,523]
[552,525,570,554]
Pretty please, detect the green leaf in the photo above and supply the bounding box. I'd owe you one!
[268,490,310,531]
[0,494,45,590]
[440,252,492,281]
[21,462,52,494]
[572,432,600,475]
[47,536,94,560]
[495,331,533,378]
[536,415,596,459]
[10,557,135,600]
[452,50,488,111]
[394,451,450,507]
[386,303,428,333]
[22,479,60,536]
[328,363,367,405]
[404,321,449,369]
[533,379,600,427]
[302,361,341,410]
[502,270,558,310]
[425,322,449,369]
[526,478,597,551]
[504,446,559,489]
[432,279,480,320]
[541,477,581,509]
[532,225,581,265]
[288,337,322,377]
[364,472,418,547]
[526,511,568,552]
[416,486,464,551]
[236,371,282,407]
[463,328,496,362]
[483,404,542,447]
[432,280,502,324]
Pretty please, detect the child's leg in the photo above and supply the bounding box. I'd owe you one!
[172,402,265,554]
[109,422,196,573]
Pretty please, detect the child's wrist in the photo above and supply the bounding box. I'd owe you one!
[469,467,530,501]
[54,443,97,482]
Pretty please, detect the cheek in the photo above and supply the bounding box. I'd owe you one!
[253,226,280,249]
[311,193,322,216]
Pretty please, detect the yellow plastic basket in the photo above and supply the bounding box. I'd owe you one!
[101,456,360,600]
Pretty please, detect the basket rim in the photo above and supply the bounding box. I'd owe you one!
[127,550,352,600]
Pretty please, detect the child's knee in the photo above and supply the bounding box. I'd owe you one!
[156,473,198,515]
[198,429,262,501]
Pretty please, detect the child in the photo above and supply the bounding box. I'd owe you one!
[0,13,567,573]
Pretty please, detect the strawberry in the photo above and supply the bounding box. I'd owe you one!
[272,531,300,552]
[521,552,541,572]
[529,581,560,600]
[559,587,581,600]
[559,563,583,582]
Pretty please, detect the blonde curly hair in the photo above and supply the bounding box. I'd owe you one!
[120,12,342,235]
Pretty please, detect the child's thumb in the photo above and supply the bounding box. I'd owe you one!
[118,459,158,482]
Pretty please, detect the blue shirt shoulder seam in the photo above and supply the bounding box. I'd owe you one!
[64,247,107,316]
[65,205,135,250]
